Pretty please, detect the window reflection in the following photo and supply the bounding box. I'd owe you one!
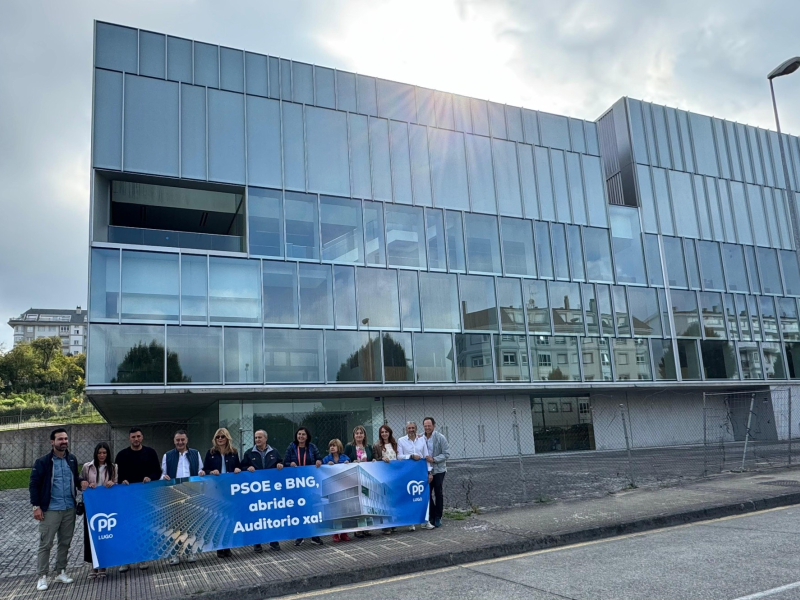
[651,339,677,381]
[530,336,579,381]
[181,254,207,323]
[382,332,413,382]
[248,188,283,257]
[583,227,614,284]
[398,270,421,331]
[465,213,502,274]
[456,333,493,382]
[613,339,652,381]
[325,331,381,382]
[425,208,446,271]
[763,342,787,380]
[739,343,763,380]
[671,290,700,338]
[91,248,120,321]
[523,280,551,334]
[262,261,298,325]
[210,257,260,323]
[697,241,724,291]
[386,204,426,268]
[550,282,583,334]
[333,266,356,328]
[299,264,333,327]
[495,334,530,382]
[121,251,179,321]
[757,248,782,295]
[722,244,748,293]
[501,217,536,277]
[264,329,324,383]
[581,338,612,381]
[699,292,726,340]
[445,211,466,273]
[363,201,385,266]
[627,287,661,337]
[415,333,455,382]
[700,340,739,380]
[320,196,363,263]
[224,327,263,383]
[167,326,222,384]
[285,192,319,260]
[676,339,701,380]
[497,278,525,332]
[356,267,400,329]
[88,324,165,385]
[609,206,647,285]
[419,272,460,331]
[534,221,555,279]
[460,275,498,332]
[612,286,631,337]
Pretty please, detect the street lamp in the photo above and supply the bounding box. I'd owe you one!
[767,57,800,247]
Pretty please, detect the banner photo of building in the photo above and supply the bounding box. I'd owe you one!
[83,461,429,568]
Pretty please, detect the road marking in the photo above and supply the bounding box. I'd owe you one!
[732,580,800,600]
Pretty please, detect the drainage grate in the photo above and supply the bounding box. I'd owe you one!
[759,480,800,487]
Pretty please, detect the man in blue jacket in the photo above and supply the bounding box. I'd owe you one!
[240,429,283,552]
[29,428,81,592]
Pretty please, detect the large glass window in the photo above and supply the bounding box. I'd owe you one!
[652,339,677,380]
[264,329,324,383]
[531,336,579,381]
[535,146,556,221]
[671,289,700,337]
[652,168,674,235]
[456,333,493,382]
[739,343,763,380]
[262,261,298,325]
[781,250,800,296]
[494,139,523,217]
[669,171,699,238]
[414,333,455,382]
[699,292,726,340]
[501,217,536,277]
[419,272,460,331]
[523,280,550,334]
[166,326,222,384]
[445,211,466,273]
[744,246,761,294]
[583,227,614,283]
[662,237,687,288]
[181,254,207,323]
[356,267,400,329]
[465,213,502,274]
[609,206,647,284]
[399,270,421,331]
[495,335,530,382]
[677,339,702,380]
[209,257,260,323]
[284,192,319,260]
[333,266,357,329]
[426,209,447,271]
[628,287,662,337]
[224,327,263,384]
[757,247,783,294]
[700,340,739,380]
[428,129,470,211]
[299,264,334,327]
[583,284,600,335]
[684,239,701,289]
[722,244,748,292]
[730,182,753,245]
[383,332,414,382]
[385,204,426,268]
[460,275,498,331]
[497,278,525,332]
[551,223,570,280]
[613,286,631,336]
[248,188,283,257]
[550,282,583,334]
[786,341,800,379]
[363,201,385,267]
[465,134,497,214]
[613,339,652,381]
[598,285,614,336]
[643,234,664,286]
[305,107,350,197]
[320,196,363,263]
[747,295,762,341]
[87,324,165,384]
[759,296,780,341]
[779,298,800,342]
[658,289,671,337]
[746,184,769,247]
[724,294,739,341]
[325,331,381,382]
[763,343,787,379]
[581,338,612,381]
[697,241,725,291]
[120,251,179,321]
[535,221,555,279]
[90,248,120,320]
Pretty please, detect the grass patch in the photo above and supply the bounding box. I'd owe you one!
[444,508,474,520]
[534,494,554,504]
[0,468,31,491]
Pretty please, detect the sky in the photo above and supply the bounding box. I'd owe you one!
[1,0,799,350]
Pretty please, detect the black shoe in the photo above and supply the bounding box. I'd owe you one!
[354,531,364,538]
[269,542,281,551]
[362,530,372,537]
[253,544,263,553]
[224,549,233,557]
[295,538,304,546]
[311,537,324,545]
[216,550,225,558]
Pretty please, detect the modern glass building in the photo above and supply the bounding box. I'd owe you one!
[86,21,800,458]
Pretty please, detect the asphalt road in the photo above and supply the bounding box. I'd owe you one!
[273,505,800,600]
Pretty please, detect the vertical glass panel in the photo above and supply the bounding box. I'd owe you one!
[385,205,426,268]
[745,184,769,247]
[551,223,570,280]
[539,113,571,150]
[567,225,585,282]
[684,239,702,290]
[651,339,677,380]
[651,105,671,168]
[689,113,719,177]
[167,36,192,83]
[697,241,725,291]
[389,121,413,204]
[613,338,652,381]
[90,248,120,320]
[658,289,672,337]
[246,97,282,188]
[494,139,523,217]
[139,31,166,79]
[335,70,357,112]
[414,333,454,382]
[722,244,748,292]
[665,108,683,170]
[609,206,647,284]
[284,192,319,260]
[522,109,540,145]
[501,217,536,277]
[535,147,556,221]
[612,286,631,337]
[426,209,447,271]
[244,52,268,97]
[306,107,350,197]
[460,275,498,331]
[409,124,433,207]
[180,83,206,180]
[758,130,775,187]
[699,292,726,340]
[287,61,312,103]
[757,247,782,294]
[581,338,612,381]
[739,343,763,380]
[674,110,694,173]
[668,171,698,238]
[356,75,378,116]
[376,79,416,122]
[209,257,260,323]
[264,329,324,383]
[747,295,762,341]
[445,211,466,273]
[642,104,658,166]
[652,168,674,235]
[452,95,473,133]
[282,103,306,191]
[781,250,800,296]
[531,336,579,381]
[248,188,283,257]
[193,42,219,88]
[313,66,335,108]
[534,221,554,279]
[745,246,761,294]
[470,99,490,136]
[643,234,664,286]
[497,278,525,332]
[585,122,600,155]
[676,339,702,380]
[775,190,792,250]
[121,251,179,321]
[717,181,737,243]
[369,117,393,201]
[671,289,700,337]
[325,331,381,383]
[224,328,263,384]
[349,114,372,200]
[333,266,357,328]
[763,188,780,248]
[262,261,298,325]
[583,227,615,284]
[583,284,600,336]
[506,106,524,142]
[583,155,608,228]
[523,280,551,334]
[597,285,614,336]
[566,153,587,225]
[488,102,507,138]
[729,182,753,245]
[167,326,222,384]
[550,282,583,334]
[713,118,731,179]
[700,340,738,379]
[763,342,787,379]
[567,118,586,154]
[320,196,363,264]
[662,237,687,287]
[363,201,385,266]
[779,298,800,341]
[181,254,207,323]
[628,287,662,337]
[724,293,739,341]
[428,129,470,210]
[518,144,539,220]
[356,267,400,329]
[434,91,455,130]
[724,121,742,180]
[207,89,245,184]
[760,296,779,341]
[219,47,244,93]
[465,134,497,213]
[769,131,786,188]
[398,270,421,331]
[419,272,460,331]
[268,57,280,99]
[383,332,414,382]
[787,342,800,379]
[455,334,493,382]
[704,178,724,242]
[628,99,649,163]
[495,335,530,382]
[299,263,333,327]
[550,150,570,223]
[465,213,502,274]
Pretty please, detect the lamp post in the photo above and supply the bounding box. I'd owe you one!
[767,57,800,248]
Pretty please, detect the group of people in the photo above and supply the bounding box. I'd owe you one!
[29,418,449,591]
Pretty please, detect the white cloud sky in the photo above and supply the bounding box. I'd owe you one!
[1,0,798,349]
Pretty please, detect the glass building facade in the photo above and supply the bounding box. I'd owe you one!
[86,22,800,457]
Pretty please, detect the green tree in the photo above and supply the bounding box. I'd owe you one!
[111,341,188,384]
[0,338,84,396]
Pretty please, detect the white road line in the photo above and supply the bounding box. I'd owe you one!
[732,581,800,600]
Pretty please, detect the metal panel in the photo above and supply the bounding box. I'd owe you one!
[207,88,246,184]
[123,74,179,177]
[93,69,123,170]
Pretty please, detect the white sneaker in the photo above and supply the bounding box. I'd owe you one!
[54,571,74,584]
[168,556,180,566]
[36,576,48,591]
[408,525,416,531]
[421,522,435,530]
[187,554,197,563]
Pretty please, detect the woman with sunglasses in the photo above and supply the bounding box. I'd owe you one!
[204,428,241,558]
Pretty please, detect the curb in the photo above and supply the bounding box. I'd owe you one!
[191,490,800,600]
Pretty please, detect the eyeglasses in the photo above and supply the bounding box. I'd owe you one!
[215,435,227,440]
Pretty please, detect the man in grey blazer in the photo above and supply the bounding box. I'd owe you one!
[422,417,450,528]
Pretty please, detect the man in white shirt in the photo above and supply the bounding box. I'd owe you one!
[397,422,434,531]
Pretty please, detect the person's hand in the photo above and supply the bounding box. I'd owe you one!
[234,468,241,474]
[143,477,151,483]
[344,459,350,463]
[104,480,114,488]
[248,466,256,472]
[315,460,322,468]
[276,463,284,470]
[290,462,297,467]
[428,473,433,484]
[211,470,220,476]
[425,456,434,464]
[383,457,390,463]
[89,483,97,489]
[122,480,130,485]
[81,481,89,491]
[33,507,44,521]
[411,454,420,461]
[198,470,206,476]
[327,461,334,465]
[163,475,171,481]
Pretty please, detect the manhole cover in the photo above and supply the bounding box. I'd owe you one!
[759,480,800,487]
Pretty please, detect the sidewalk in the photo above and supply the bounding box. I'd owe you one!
[3,468,800,600]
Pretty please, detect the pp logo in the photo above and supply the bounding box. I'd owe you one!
[407,480,425,496]
[90,512,118,533]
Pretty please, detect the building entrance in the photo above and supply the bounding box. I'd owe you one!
[531,397,595,452]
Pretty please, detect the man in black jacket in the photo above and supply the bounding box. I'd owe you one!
[29,428,81,592]
[240,429,283,552]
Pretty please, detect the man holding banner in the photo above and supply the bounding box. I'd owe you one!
[240,429,284,552]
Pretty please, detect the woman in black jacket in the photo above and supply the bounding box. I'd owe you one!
[285,427,323,546]
[204,428,241,558]
[344,425,374,538]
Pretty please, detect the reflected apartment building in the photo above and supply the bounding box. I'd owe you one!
[86,22,800,457]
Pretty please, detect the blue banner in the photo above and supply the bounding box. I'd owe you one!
[83,461,430,568]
